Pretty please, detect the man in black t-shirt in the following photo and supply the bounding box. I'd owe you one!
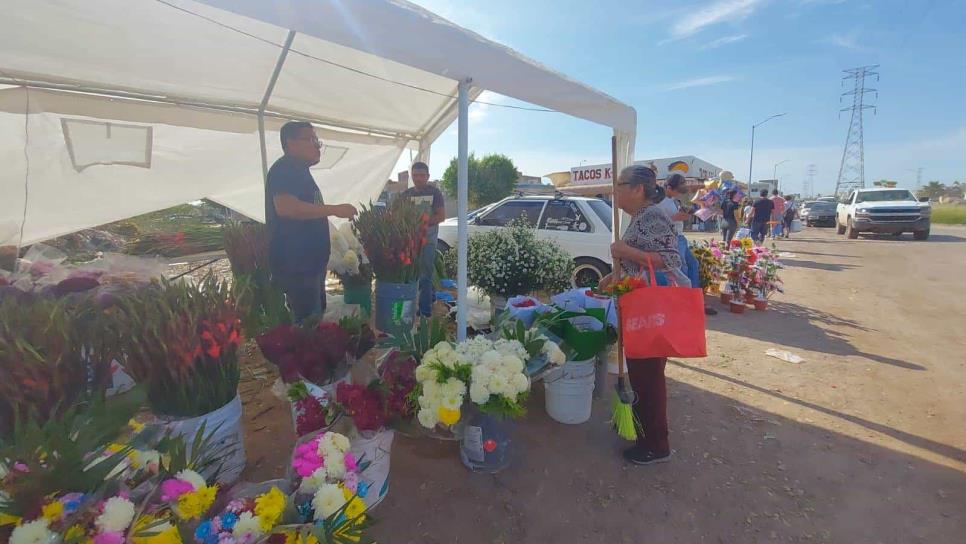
[749,189,775,244]
[400,162,446,317]
[265,121,358,322]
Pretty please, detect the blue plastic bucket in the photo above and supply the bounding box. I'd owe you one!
[374,280,418,335]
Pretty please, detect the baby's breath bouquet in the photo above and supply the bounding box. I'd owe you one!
[467,220,575,298]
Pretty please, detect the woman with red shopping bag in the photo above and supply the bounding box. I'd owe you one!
[599,165,704,465]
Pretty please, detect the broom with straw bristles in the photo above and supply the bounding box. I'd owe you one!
[608,136,639,441]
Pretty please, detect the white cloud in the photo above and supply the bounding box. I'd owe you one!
[824,30,871,51]
[669,0,765,39]
[699,33,749,49]
[663,75,739,91]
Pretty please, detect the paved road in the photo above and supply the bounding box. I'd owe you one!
[244,225,966,543]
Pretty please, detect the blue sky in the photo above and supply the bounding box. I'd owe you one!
[400,0,965,195]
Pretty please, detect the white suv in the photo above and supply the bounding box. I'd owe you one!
[436,195,614,287]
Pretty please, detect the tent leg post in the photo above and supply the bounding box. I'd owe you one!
[456,78,471,342]
[259,29,296,184]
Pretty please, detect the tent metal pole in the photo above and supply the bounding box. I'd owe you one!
[456,78,471,342]
[259,30,297,184]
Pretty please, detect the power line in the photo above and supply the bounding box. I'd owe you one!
[834,65,879,197]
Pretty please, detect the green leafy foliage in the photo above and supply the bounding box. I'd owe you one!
[440,153,519,208]
[379,316,453,363]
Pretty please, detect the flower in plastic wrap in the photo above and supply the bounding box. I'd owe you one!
[312,483,345,520]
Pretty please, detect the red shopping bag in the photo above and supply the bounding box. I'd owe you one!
[618,263,707,359]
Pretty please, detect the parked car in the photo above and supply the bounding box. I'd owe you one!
[801,201,837,227]
[835,188,931,240]
[436,195,614,287]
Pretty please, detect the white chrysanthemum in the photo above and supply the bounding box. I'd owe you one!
[469,383,489,404]
[10,519,54,544]
[325,454,346,480]
[545,342,566,365]
[233,511,265,539]
[502,355,524,375]
[434,341,454,353]
[443,377,464,396]
[440,394,462,411]
[480,350,502,368]
[175,469,206,490]
[414,364,434,383]
[417,408,439,429]
[96,496,136,533]
[320,432,350,454]
[510,373,530,394]
[313,483,346,520]
[299,466,329,494]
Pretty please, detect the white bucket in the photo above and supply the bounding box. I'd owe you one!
[164,394,246,484]
[349,428,394,510]
[544,358,596,424]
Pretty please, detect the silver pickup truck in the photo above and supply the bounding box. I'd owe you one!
[836,188,931,240]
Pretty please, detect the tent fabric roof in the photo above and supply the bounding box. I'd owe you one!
[0,0,636,246]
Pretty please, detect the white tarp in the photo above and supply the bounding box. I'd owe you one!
[0,0,635,245]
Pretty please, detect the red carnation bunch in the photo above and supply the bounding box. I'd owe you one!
[336,382,387,432]
[257,321,348,385]
[287,381,334,436]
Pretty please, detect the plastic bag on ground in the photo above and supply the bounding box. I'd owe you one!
[765,348,804,364]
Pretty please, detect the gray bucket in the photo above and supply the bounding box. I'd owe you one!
[374,280,418,336]
[544,358,596,424]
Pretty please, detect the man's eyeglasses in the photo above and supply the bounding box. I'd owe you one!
[293,136,324,149]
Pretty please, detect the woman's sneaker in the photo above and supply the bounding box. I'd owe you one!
[623,446,672,465]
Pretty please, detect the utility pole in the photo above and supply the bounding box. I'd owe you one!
[834,65,879,197]
[907,167,923,190]
[804,163,816,198]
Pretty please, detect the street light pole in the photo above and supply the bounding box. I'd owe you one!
[774,159,790,191]
[747,112,787,190]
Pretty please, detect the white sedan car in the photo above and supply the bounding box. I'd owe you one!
[436,195,615,287]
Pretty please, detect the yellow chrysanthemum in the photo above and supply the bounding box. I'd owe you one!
[131,516,183,544]
[128,419,145,433]
[253,486,286,532]
[0,513,21,526]
[282,531,320,544]
[63,524,86,542]
[175,485,218,520]
[437,406,460,426]
[344,497,366,525]
[41,500,64,522]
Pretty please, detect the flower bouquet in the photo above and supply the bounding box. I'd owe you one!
[353,198,429,333]
[289,431,370,529]
[690,240,725,294]
[287,381,338,437]
[466,219,574,301]
[256,320,349,387]
[223,221,291,337]
[113,276,243,418]
[330,223,373,315]
[0,294,115,435]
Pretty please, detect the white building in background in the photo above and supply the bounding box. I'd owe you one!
[546,155,724,196]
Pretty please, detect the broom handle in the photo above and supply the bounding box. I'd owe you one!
[610,136,626,381]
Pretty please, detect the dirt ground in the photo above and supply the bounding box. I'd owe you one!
[235,225,966,543]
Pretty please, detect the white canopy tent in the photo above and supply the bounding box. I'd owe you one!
[0,0,636,338]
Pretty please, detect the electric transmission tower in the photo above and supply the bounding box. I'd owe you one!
[834,65,879,197]
[804,164,817,197]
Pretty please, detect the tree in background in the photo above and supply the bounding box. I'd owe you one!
[441,153,519,208]
[917,181,947,200]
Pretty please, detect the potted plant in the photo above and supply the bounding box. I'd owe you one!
[353,198,429,336]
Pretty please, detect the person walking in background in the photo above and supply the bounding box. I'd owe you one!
[400,162,446,317]
[770,189,786,239]
[598,165,691,465]
[720,189,740,244]
[749,189,774,245]
[742,198,754,226]
[266,121,358,322]
[782,194,798,238]
[657,174,716,315]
